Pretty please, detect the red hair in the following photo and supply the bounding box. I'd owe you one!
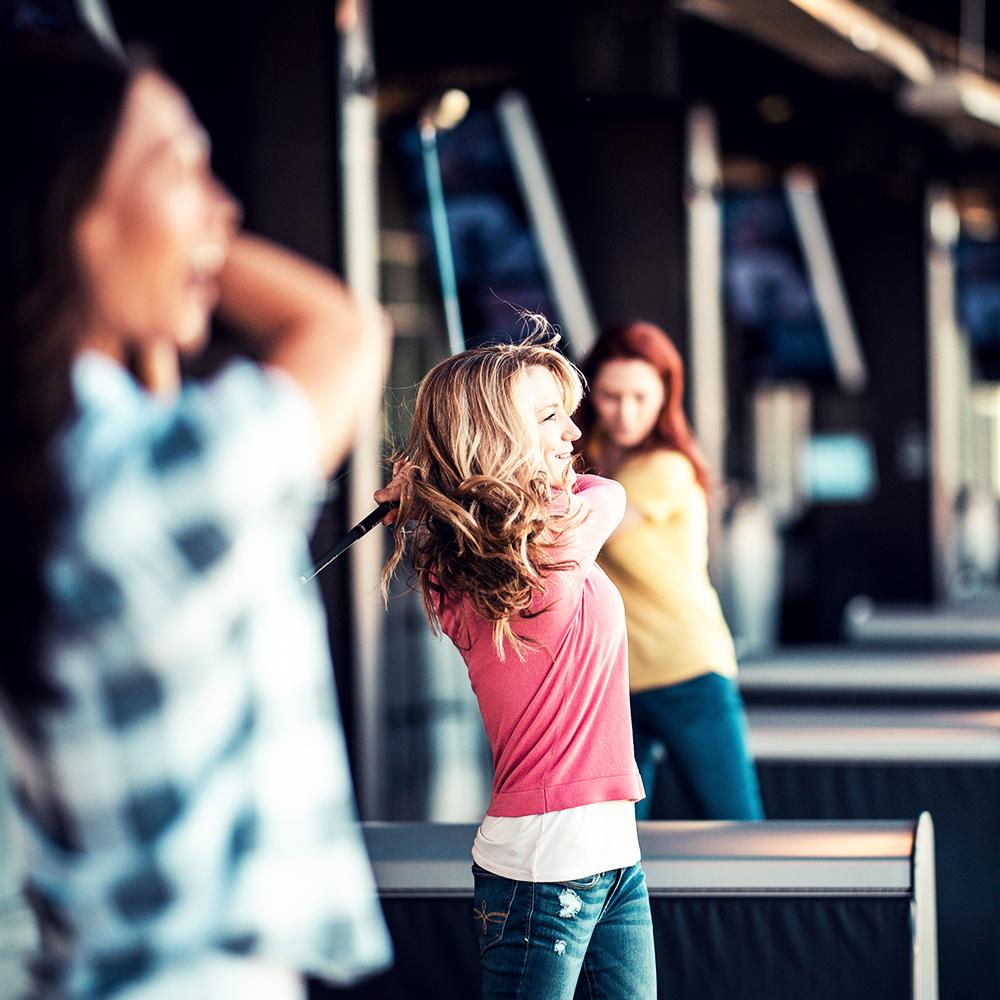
[578,320,711,495]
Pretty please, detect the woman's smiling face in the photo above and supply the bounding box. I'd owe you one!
[527,365,581,487]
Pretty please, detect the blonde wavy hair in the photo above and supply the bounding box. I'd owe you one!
[381,335,585,658]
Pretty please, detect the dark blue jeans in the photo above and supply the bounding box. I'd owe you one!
[631,671,764,821]
[472,861,656,999]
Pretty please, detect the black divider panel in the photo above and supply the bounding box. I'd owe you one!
[649,897,910,1000]
[651,760,1000,1000]
[314,898,480,999]
[311,894,911,1000]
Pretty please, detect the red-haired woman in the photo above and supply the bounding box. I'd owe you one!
[579,321,763,820]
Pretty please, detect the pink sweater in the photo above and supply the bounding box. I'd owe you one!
[438,475,644,817]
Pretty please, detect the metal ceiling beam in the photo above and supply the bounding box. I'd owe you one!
[677,0,932,84]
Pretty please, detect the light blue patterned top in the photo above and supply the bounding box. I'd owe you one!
[0,352,391,998]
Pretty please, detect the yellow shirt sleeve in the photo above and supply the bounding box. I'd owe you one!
[598,450,737,690]
[617,449,696,526]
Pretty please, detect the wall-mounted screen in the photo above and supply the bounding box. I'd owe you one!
[723,189,835,384]
[801,432,878,503]
[957,236,1000,380]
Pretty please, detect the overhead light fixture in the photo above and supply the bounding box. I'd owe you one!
[849,26,878,54]
[419,89,471,134]
[901,69,1000,131]
[788,0,935,84]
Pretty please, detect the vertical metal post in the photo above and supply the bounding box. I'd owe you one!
[338,0,384,818]
[685,105,727,583]
[784,167,867,395]
[912,811,940,1000]
[926,185,965,602]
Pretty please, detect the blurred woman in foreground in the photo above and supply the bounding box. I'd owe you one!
[0,34,390,999]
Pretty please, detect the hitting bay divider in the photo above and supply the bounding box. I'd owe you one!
[652,704,1000,1000]
[314,817,936,1000]
[739,646,1000,707]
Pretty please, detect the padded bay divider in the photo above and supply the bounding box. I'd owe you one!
[313,818,935,1000]
[739,648,1000,707]
[651,705,1000,999]
[844,603,1000,647]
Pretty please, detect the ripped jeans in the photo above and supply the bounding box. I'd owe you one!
[471,862,656,999]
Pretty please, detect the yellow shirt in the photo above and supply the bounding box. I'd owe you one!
[597,449,737,692]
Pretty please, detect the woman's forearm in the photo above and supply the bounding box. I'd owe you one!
[217,233,389,472]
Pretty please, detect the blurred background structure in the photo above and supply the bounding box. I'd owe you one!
[155,0,1000,827]
[0,0,995,821]
[6,1,1000,996]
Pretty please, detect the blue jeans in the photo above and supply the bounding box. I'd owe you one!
[631,672,764,821]
[472,862,656,999]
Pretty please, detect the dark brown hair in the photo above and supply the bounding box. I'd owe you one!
[578,320,710,494]
[0,35,135,706]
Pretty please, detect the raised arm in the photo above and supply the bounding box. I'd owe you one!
[565,473,627,565]
[605,449,695,544]
[217,233,389,473]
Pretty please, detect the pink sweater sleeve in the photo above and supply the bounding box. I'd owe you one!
[556,474,626,575]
